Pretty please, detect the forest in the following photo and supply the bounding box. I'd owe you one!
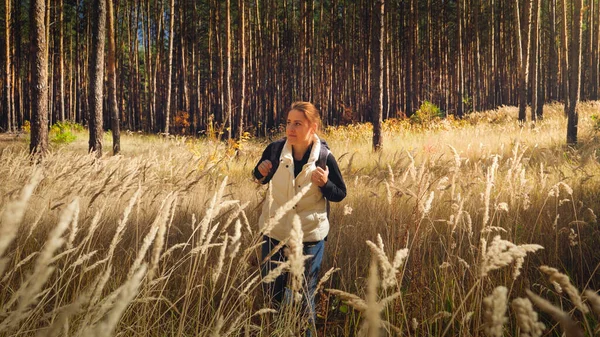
[0,0,595,148]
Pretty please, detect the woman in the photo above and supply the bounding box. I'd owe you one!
[253,101,346,334]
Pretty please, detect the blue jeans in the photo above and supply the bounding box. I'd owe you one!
[261,235,324,336]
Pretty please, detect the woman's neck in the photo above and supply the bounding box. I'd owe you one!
[292,143,310,161]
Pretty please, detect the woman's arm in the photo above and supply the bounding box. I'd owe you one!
[253,143,274,184]
[319,153,347,202]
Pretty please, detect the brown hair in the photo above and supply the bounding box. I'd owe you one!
[289,101,322,131]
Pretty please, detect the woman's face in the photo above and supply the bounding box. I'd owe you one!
[286,109,316,147]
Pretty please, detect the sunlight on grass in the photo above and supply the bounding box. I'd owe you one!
[1,102,600,336]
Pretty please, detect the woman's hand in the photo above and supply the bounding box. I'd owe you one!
[257,160,273,177]
[312,166,329,187]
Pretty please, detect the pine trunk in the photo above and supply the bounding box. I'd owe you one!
[88,0,106,157]
[567,0,583,145]
[165,0,175,134]
[108,0,120,154]
[238,0,246,140]
[225,0,232,139]
[30,0,49,156]
[4,0,12,132]
[372,0,383,152]
[531,0,540,121]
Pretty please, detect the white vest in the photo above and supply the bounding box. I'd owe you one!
[259,134,329,242]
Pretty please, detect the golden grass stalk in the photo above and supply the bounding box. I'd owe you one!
[482,155,499,229]
[0,169,43,259]
[512,297,545,337]
[479,235,544,280]
[483,286,508,337]
[128,193,175,280]
[315,267,341,294]
[81,264,147,337]
[106,187,142,261]
[288,214,307,294]
[0,198,78,331]
[262,261,290,283]
[1,252,38,282]
[539,266,589,314]
[583,290,600,315]
[252,308,278,316]
[526,289,584,337]
[261,184,311,236]
[148,193,178,281]
[366,234,408,290]
[37,282,95,337]
[212,234,228,283]
[210,315,224,337]
[227,219,242,259]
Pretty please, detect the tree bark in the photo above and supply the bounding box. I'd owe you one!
[372,0,383,152]
[238,0,246,140]
[88,0,106,157]
[560,0,569,113]
[58,0,65,122]
[516,0,532,122]
[531,0,541,121]
[4,0,12,132]
[225,0,232,139]
[165,0,175,134]
[567,0,583,145]
[30,0,49,157]
[108,0,120,154]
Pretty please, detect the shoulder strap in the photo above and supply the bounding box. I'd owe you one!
[264,138,286,181]
[316,141,330,170]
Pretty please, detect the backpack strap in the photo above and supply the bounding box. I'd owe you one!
[316,140,331,219]
[316,140,330,170]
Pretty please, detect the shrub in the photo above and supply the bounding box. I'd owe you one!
[50,121,81,144]
[411,101,444,125]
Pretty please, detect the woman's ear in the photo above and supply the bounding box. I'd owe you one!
[311,123,318,134]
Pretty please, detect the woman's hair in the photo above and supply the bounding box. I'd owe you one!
[289,101,322,131]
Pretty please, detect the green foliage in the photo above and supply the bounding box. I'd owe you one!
[50,121,83,144]
[591,114,600,132]
[411,101,444,125]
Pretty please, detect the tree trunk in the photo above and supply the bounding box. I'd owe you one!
[165,0,175,134]
[549,0,558,100]
[225,0,232,139]
[531,0,540,121]
[4,0,12,132]
[372,0,383,152]
[58,0,65,122]
[88,0,106,157]
[238,0,246,140]
[30,0,49,156]
[457,0,464,117]
[567,0,583,145]
[560,0,569,113]
[516,0,532,122]
[108,0,120,154]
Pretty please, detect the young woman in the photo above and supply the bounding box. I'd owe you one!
[253,101,346,335]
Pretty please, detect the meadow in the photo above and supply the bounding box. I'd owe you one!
[2,102,600,336]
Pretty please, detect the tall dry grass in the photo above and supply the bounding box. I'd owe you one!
[1,102,600,336]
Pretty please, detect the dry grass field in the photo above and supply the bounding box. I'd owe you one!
[2,102,600,336]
